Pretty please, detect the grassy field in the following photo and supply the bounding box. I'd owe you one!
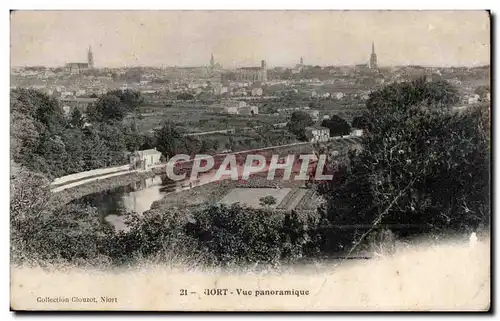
[131,103,288,133]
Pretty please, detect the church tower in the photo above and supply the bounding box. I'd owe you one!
[369,42,378,70]
[210,53,215,68]
[260,60,268,82]
[87,46,94,69]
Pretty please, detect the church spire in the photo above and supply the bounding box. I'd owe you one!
[369,41,378,70]
[87,45,94,69]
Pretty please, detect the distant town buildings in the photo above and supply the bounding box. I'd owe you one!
[65,46,94,74]
[293,56,305,73]
[209,53,223,72]
[209,100,259,115]
[221,60,268,82]
[251,87,263,96]
[60,97,98,116]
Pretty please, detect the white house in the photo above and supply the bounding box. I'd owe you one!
[251,87,263,96]
[467,94,480,105]
[351,129,364,137]
[305,126,330,143]
[130,148,162,170]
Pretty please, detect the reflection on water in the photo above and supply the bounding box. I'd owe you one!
[72,175,181,226]
[71,165,261,230]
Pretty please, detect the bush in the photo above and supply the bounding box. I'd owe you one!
[321,115,351,137]
[316,79,490,252]
[185,204,313,266]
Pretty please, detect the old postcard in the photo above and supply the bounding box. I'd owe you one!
[10,10,490,311]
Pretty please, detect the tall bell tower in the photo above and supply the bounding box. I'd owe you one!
[369,42,378,70]
[87,46,94,69]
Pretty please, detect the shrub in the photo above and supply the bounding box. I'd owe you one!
[185,204,312,266]
[316,79,490,254]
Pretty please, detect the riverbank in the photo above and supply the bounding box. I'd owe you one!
[146,172,313,215]
[52,170,157,207]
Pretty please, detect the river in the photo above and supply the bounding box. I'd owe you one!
[70,167,236,230]
[70,160,308,230]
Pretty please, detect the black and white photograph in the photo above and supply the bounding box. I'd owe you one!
[9,10,491,311]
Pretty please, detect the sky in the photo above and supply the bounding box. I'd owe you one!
[10,10,490,68]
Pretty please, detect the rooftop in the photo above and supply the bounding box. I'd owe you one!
[60,97,98,103]
[306,126,329,131]
[134,148,162,157]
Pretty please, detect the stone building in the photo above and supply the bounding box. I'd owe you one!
[369,42,378,70]
[221,60,268,82]
[65,46,94,74]
[305,126,330,143]
[129,148,163,170]
[209,100,259,115]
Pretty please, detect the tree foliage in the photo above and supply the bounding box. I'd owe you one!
[351,115,370,130]
[154,121,183,158]
[185,204,311,265]
[321,115,351,137]
[317,79,490,247]
[287,111,314,141]
[88,89,143,123]
[177,93,195,101]
[10,89,146,178]
[259,196,277,207]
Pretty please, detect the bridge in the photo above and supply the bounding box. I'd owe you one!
[50,134,363,195]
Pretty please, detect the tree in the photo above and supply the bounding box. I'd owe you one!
[88,94,125,122]
[88,90,143,123]
[474,85,490,99]
[351,115,370,130]
[366,77,459,114]
[11,88,64,134]
[154,121,183,158]
[70,108,84,128]
[321,115,351,137]
[177,93,194,101]
[108,89,143,111]
[317,79,489,253]
[11,88,144,177]
[259,196,277,208]
[287,111,314,141]
[185,203,309,265]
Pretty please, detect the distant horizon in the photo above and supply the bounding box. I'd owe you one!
[11,63,491,70]
[11,11,490,69]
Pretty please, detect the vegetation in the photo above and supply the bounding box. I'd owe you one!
[177,93,195,101]
[88,89,143,122]
[321,115,351,137]
[11,89,152,178]
[351,115,370,130]
[10,78,490,268]
[287,111,314,141]
[259,196,278,207]
[316,78,490,248]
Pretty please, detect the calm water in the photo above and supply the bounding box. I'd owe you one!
[72,168,225,230]
[72,175,181,230]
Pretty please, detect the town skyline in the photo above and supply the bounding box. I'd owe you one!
[11,11,490,68]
